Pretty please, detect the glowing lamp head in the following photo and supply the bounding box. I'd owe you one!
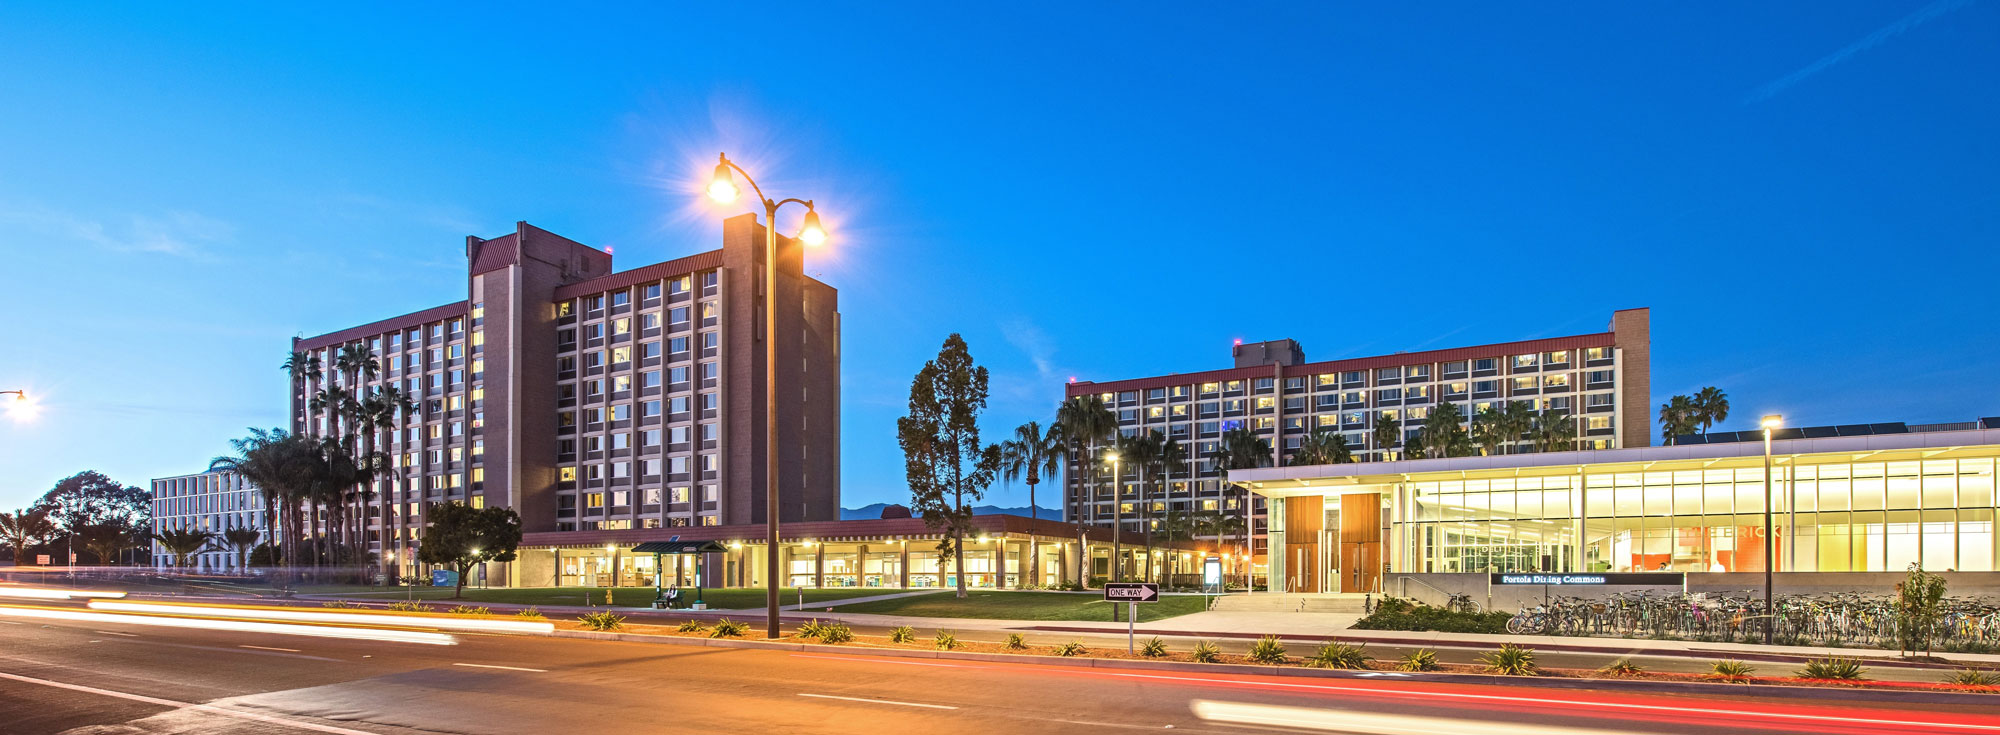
[707,157,739,203]
[1761,414,1783,430]
[797,206,827,246]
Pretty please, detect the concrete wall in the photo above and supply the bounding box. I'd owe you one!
[1391,571,2000,612]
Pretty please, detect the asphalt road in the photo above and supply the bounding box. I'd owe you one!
[3,603,1998,735]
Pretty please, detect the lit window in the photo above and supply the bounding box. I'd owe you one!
[613,318,630,335]
[1513,376,1538,390]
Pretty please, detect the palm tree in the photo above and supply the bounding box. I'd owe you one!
[1471,407,1508,457]
[1693,386,1730,435]
[1116,431,1162,581]
[1419,401,1475,458]
[154,528,218,570]
[1055,395,1116,583]
[357,387,409,584]
[211,428,321,571]
[1499,400,1537,454]
[998,420,1061,588]
[1154,508,1198,587]
[1151,435,1188,582]
[1659,395,1700,445]
[1210,427,1268,588]
[221,527,261,572]
[1291,429,1354,466]
[1533,410,1578,453]
[0,509,55,564]
[1372,413,1402,461]
[80,525,142,566]
[1403,432,1427,460]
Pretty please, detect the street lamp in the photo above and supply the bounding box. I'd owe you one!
[2,390,29,421]
[707,152,829,639]
[1761,414,1782,645]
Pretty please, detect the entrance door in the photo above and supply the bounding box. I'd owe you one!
[1338,493,1383,593]
[1282,496,1323,593]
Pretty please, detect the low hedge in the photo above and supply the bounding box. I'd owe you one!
[1353,597,1511,634]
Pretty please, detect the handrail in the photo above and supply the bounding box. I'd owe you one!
[1398,575,1471,610]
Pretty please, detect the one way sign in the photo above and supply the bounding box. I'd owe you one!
[1103,582,1159,603]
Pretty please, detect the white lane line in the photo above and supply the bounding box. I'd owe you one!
[94,630,140,637]
[797,692,958,710]
[0,670,383,735]
[0,620,21,625]
[1193,700,1628,735]
[239,644,301,652]
[452,662,546,673]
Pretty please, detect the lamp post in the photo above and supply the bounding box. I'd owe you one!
[707,153,827,640]
[1106,451,1122,582]
[1761,414,1782,645]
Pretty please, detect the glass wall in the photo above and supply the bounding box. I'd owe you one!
[1400,457,1997,574]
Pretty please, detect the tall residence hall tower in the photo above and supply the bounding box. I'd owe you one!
[290,216,840,584]
[1062,308,1650,577]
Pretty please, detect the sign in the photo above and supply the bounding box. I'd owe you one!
[36,555,49,565]
[1491,573,1685,586]
[1202,557,1222,588]
[1104,582,1159,602]
[432,569,459,587]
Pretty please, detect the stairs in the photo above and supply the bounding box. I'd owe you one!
[1209,594,1370,613]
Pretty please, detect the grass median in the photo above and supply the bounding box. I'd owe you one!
[298,585,892,609]
[828,590,1211,622]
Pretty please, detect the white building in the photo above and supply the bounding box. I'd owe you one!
[151,469,268,572]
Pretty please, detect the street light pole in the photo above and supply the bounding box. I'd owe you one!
[708,153,826,640]
[1107,452,1122,582]
[1761,414,1782,645]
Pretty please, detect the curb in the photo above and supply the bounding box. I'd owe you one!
[545,628,2000,705]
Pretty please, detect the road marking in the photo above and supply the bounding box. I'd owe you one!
[94,630,140,637]
[452,662,546,673]
[239,645,301,652]
[792,653,976,668]
[1192,700,1628,735]
[0,670,385,735]
[798,693,958,710]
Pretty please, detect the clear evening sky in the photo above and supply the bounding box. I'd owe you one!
[1,3,1995,511]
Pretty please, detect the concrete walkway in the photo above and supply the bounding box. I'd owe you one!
[718,588,944,612]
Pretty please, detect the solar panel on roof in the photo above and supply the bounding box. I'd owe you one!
[1981,417,2000,430]
[1803,426,1838,438]
[1869,423,1909,434]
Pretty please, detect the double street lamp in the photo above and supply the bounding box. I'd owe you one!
[706,153,828,640]
[1761,413,1783,645]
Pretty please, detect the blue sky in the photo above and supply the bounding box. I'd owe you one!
[2,2,1995,511]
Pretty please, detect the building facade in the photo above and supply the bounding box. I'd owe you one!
[289,216,840,583]
[1061,309,1650,573]
[151,469,267,572]
[1234,422,2000,597]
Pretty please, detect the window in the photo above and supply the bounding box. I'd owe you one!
[611,347,631,364]
[1253,397,1275,409]
[557,302,572,317]
[586,492,604,508]
[611,291,629,307]
[642,341,661,358]
[670,426,689,444]
[1376,367,1400,381]
[1474,358,1496,371]
[611,462,629,479]
[701,423,717,441]
[669,486,690,503]
[1513,354,1537,368]
[1513,376,1538,390]
[670,276,690,294]
[610,405,630,421]
[1544,373,1570,388]
[668,397,688,414]
[644,284,661,300]
[1199,382,1220,393]
[1586,347,1610,361]
[670,307,690,325]
[560,467,577,482]
[1588,370,1614,384]
[1474,380,1497,393]
[610,433,630,450]
[642,429,661,446]
[586,351,604,368]
[613,318,630,335]
[700,302,717,319]
[669,457,688,474]
[1547,350,1569,364]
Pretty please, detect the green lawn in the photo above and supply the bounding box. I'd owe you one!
[829,590,1212,622]
[300,585,891,609]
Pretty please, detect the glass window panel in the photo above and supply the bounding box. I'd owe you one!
[1816,476,1852,512]
[1673,481,1701,515]
[1886,473,1922,510]
[1886,510,1921,570]
[1960,508,1994,572]
[1787,474,1815,513]
[1791,512,1821,572]
[1644,482,1673,516]
[1614,484,1643,516]
[1583,481,1611,517]
[1853,464,1886,511]
[1960,460,1994,508]
[1921,510,1956,571]
[1852,511,1886,571]
[1704,480,1735,516]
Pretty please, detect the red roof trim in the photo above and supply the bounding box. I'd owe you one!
[1066,332,1618,396]
[551,249,725,301]
[520,515,1204,549]
[295,301,470,352]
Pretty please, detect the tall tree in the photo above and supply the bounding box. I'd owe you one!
[415,503,522,599]
[1117,431,1162,581]
[154,528,217,569]
[1498,400,1537,454]
[360,387,414,584]
[1658,395,1700,445]
[1054,394,1116,584]
[221,527,262,571]
[32,471,151,565]
[998,420,1061,588]
[896,334,1001,599]
[1372,413,1402,461]
[1533,410,1579,453]
[1291,429,1354,466]
[1692,386,1731,436]
[1419,401,1475,458]
[1471,407,1508,457]
[211,428,322,570]
[0,509,55,564]
[1210,427,1269,586]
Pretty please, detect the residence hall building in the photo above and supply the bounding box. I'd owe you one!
[1234,420,2000,598]
[1062,308,1651,580]
[289,216,840,585]
[151,469,267,573]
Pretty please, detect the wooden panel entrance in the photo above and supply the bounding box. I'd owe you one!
[1282,495,1322,593]
[1339,493,1383,593]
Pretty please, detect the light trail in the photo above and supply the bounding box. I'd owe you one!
[0,586,128,600]
[1192,699,1634,735]
[0,604,457,645]
[86,600,556,634]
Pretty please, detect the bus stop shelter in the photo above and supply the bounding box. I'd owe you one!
[630,540,727,609]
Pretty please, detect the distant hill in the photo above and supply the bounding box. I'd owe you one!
[840,503,1062,521]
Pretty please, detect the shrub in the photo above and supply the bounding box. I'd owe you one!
[935,630,959,650]
[818,623,854,645]
[1599,659,1645,677]
[888,625,917,644]
[1245,636,1288,665]
[515,607,546,620]
[1796,657,1866,680]
[319,600,360,609]
[1943,668,2000,689]
[1711,660,1755,682]
[1004,633,1028,651]
[447,605,491,616]
[1054,641,1087,657]
[578,611,626,631]
[1306,642,1373,670]
[1398,648,1440,672]
[710,618,748,638]
[1191,641,1222,663]
[1353,597,1510,634]
[1482,644,1537,676]
[676,620,707,633]
[1139,636,1169,658]
[797,619,829,639]
[386,600,432,613]
[1043,580,1083,591]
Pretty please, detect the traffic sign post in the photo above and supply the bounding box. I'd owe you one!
[1104,583,1159,653]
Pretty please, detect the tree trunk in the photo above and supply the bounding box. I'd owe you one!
[1027,480,1038,589]
[953,529,968,599]
[1141,467,1154,582]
